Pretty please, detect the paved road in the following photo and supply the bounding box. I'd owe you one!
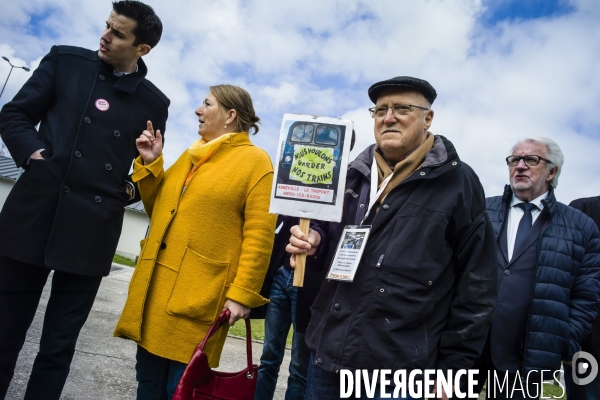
[6,265,291,400]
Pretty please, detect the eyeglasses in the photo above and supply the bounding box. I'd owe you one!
[368,103,429,118]
[505,155,552,167]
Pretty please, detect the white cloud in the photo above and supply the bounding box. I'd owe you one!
[0,0,598,203]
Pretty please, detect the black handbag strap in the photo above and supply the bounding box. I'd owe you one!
[199,309,254,373]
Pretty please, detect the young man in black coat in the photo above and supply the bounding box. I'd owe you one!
[0,2,169,398]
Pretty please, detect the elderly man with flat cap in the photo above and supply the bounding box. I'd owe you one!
[287,76,498,399]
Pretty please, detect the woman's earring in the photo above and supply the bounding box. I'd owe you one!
[224,125,227,128]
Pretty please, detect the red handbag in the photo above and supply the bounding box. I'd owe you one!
[172,309,258,400]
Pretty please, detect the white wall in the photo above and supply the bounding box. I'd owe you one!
[0,178,14,206]
[116,209,149,261]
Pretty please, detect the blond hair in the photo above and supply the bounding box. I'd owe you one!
[210,85,261,134]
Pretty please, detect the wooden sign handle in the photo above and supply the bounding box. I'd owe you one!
[293,218,311,287]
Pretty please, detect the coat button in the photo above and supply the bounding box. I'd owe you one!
[99,74,105,81]
[114,130,121,137]
[74,151,81,158]
[160,242,167,249]
[379,288,385,293]
[105,163,112,170]
[504,270,511,276]
[452,161,458,166]
[84,117,91,124]
[63,186,70,193]
[317,357,323,364]
[420,171,426,176]
[359,204,364,208]
[382,204,390,210]
[334,303,340,310]
[95,196,102,203]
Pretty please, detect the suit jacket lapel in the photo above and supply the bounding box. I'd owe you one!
[499,221,509,265]
[508,210,548,266]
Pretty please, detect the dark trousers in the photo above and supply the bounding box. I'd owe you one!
[255,267,310,400]
[135,345,187,400]
[564,363,600,400]
[305,354,423,400]
[0,255,102,400]
[471,340,540,399]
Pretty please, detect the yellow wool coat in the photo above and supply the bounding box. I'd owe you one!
[114,132,277,366]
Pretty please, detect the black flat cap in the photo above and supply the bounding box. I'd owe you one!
[368,76,437,105]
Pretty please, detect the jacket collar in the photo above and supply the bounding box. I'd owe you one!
[348,143,376,179]
[501,185,557,216]
[422,134,451,167]
[99,57,148,94]
[348,134,459,181]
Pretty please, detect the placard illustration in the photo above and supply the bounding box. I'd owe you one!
[269,114,353,222]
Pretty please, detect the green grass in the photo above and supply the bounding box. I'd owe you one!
[479,381,566,399]
[543,383,566,399]
[228,319,293,346]
[112,254,137,267]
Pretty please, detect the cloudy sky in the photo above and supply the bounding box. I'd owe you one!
[0,0,598,203]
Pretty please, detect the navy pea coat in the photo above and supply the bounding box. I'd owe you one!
[0,45,169,277]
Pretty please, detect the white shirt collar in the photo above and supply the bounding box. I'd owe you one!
[510,191,548,211]
[113,64,139,77]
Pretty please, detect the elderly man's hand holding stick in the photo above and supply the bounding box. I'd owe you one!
[286,220,322,287]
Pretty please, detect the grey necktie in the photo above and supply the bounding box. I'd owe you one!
[514,202,537,253]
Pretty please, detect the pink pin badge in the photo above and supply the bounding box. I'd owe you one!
[95,98,110,111]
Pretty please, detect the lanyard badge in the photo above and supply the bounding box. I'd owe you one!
[326,225,372,282]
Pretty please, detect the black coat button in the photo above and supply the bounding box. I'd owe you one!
[74,151,81,158]
[504,270,511,276]
[160,242,167,249]
[95,196,102,203]
[105,163,112,171]
[382,204,390,210]
[317,357,323,364]
[99,74,105,81]
[63,186,70,193]
[334,303,341,310]
[84,117,91,124]
[114,130,121,137]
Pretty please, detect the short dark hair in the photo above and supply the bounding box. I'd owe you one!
[112,0,163,48]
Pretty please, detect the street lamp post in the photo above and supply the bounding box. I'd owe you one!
[0,56,30,100]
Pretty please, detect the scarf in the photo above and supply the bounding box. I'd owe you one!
[184,132,245,187]
[373,132,434,207]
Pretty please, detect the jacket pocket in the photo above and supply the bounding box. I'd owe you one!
[165,247,230,324]
[368,270,434,328]
[362,271,432,369]
[383,205,452,284]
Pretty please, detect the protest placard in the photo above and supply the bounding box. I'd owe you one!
[270,114,353,222]
[269,114,353,286]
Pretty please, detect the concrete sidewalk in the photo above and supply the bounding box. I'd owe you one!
[7,264,292,400]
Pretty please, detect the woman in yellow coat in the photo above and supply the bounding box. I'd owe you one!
[114,85,277,399]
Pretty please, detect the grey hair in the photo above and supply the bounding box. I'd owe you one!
[509,137,564,188]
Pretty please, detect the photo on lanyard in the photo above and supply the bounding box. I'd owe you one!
[326,225,372,282]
